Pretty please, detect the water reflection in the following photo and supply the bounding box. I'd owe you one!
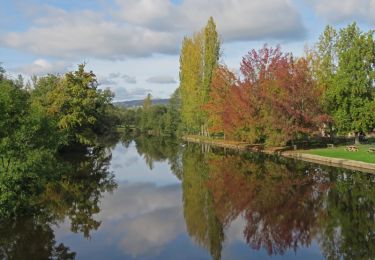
[180,144,375,259]
[205,152,329,257]
[318,171,375,259]
[0,218,76,260]
[0,135,117,259]
[182,146,224,260]
[43,145,117,238]
[134,137,375,259]
[133,135,183,179]
[1,135,375,259]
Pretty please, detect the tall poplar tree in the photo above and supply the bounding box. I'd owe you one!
[201,17,221,136]
[179,33,204,133]
[179,17,220,135]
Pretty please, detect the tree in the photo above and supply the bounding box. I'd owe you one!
[179,33,204,133]
[311,24,375,143]
[163,88,181,136]
[204,65,237,136]
[206,45,328,145]
[143,93,152,110]
[41,64,114,145]
[0,63,5,80]
[179,17,221,136]
[201,17,221,136]
[262,57,328,145]
[140,93,153,132]
[328,24,375,143]
[308,25,337,103]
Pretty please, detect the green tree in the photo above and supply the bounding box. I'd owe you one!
[312,24,375,143]
[179,17,221,136]
[329,24,375,143]
[179,33,204,133]
[0,63,5,80]
[310,25,337,97]
[140,93,153,132]
[201,17,221,136]
[40,64,114,145]
[163,88,181,136]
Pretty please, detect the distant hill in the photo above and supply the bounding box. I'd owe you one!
[114,98,170,108]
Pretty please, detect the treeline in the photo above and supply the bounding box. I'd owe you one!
[118,90,181,137]
[0,64,118,152]
[120,19,374,145]
[0,64,118,217]
[176,18,375,146]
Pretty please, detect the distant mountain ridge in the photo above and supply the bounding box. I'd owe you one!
[114,98,170,108]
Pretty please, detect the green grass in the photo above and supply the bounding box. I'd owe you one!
[306,144,375,164]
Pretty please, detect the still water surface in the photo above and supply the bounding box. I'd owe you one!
[3,135,375,259]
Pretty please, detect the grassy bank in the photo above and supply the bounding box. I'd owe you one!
[307,144,375,164]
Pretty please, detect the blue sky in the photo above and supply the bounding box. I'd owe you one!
[0,0,374,101]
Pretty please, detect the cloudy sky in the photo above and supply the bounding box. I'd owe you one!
[1,0,374,101]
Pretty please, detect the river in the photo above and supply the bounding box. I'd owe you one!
[1,135,375,259]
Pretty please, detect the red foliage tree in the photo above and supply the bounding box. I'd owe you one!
[205,45,329,145]
[204,65,237,135]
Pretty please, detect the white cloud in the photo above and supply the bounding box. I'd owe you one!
[146,75,176,84]
[55,182,186,258]
[115,0,306,41]
[107,86,151,101]
[114,0,174,27]
[98,72,137,87]
[98,183,185,257]
[0,0,306,60]
[306,0,375,24]
[120,207,185,256]
[122,74,137,84]
[12,59,71,76]
[0,7,178,60]
[109,72,121,78]
[99,78,117,85]
[98,183,182,220]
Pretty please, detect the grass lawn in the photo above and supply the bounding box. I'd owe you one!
[306,144,375,164]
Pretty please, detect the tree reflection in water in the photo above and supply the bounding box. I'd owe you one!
[0,134,118,259]
[2,134,375,259]
[206,153,330,255]
[41,145,117,238]
[135,137,375,259]
[183,145,375,259]
[133,135,183,179]
[0,218,76,260]
[182,146,224,260]
[318,170,375,259]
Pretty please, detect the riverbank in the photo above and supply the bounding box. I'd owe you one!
[182,135,290,153]
[182,135,375,174]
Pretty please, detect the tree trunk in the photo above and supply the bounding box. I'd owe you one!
[354,132,360,145]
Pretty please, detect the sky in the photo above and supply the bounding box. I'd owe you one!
[0,0,374,101]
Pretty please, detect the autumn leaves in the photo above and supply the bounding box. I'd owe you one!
[206,46,326,146]
[179,19,375,146]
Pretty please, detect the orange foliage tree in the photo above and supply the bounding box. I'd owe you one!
[205,45,329,145]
